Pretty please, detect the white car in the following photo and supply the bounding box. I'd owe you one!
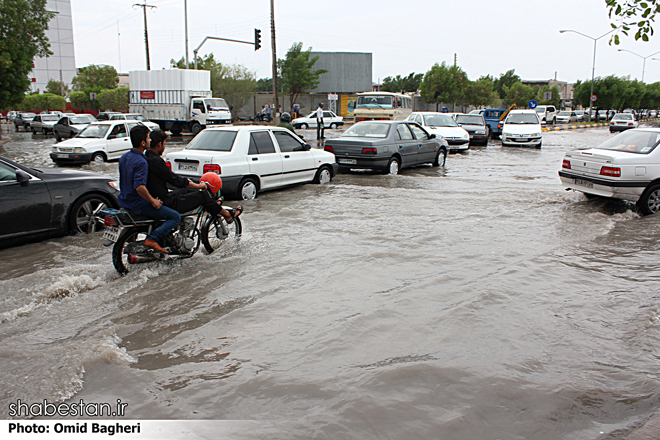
[50,120,146,164]
[535,105,557,125]
[501,110,543,148]
[609,113,639,133]
[108,113,160,131]
[165,126,339,200]
[407,112,470,151]
[559,128,660,214]
[292,111,344,130]
[30,114,60,134]
[556,110,578,124]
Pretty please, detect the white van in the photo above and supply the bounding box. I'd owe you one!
[535,105,557,125]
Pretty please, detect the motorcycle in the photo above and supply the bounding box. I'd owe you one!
[98,204,242,275]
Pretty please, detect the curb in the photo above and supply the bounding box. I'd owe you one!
[542,118,660,132]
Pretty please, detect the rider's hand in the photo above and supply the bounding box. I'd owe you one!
[151,199,163,209]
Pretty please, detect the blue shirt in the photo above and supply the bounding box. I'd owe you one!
[118,149,149,210]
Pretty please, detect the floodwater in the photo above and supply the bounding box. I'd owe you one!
[1,126,660,439]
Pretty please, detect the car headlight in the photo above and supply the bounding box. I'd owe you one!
[502,132,511,138]
[462,133,469,139]
[531,133,541,137]
[73,147,85,153]
[52,146,58,152]
[108,181,119,190]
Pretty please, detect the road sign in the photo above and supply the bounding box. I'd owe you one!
[528,100,537,109]
[543,92,552,100]
[89,92,97,101]
[591,95,597,102]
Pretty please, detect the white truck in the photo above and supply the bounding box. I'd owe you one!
[128,69,232,135]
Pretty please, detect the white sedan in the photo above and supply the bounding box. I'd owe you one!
[165,126,338,200]
[609,113,639,132]
[406,112,470,151]
[292,111,344,129]
[501,110,542,148]
[559,128,660,214]
[108,113,161,131]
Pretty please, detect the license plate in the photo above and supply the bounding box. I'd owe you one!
[103,226,120,242]
[178,164,198,172]
[338,159,357,164]
[574,179,594,189]
[57,153,69,158]
[517,138,528,142]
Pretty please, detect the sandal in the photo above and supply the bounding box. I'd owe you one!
[227,205,243,224]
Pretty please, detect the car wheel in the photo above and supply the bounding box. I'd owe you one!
[301,123,309,129]
[238,177,258,200]
[329,123,337,129]
[313,165,332,184]
[55,131,62,142]
[32,128,36,134]
[92,152,106,163]
[191,122,202,135]
[385,157,400,175]
[433,148,447,167]
[638,183,660,215]
[69,194,112,234]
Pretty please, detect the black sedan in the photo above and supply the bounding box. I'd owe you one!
[455,114,489,146]
[323,121,448,174]
[13,112,36,132]
[0,156,119,249]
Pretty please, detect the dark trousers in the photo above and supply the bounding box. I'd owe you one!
[166,189,222,217]
[317,120,324,139]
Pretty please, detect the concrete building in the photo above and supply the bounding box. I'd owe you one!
[522,79,575,104]
[30,0,76,93]
[308,52,372,94]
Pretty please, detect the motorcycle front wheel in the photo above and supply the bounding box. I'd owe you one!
[112,227,149,275]
[200,215,242,254]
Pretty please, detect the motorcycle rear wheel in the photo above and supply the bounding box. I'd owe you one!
[112,228,149,275]
[201,215,242,254]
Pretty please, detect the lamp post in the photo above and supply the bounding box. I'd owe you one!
[617,49,660,83]
[559,29,614,121]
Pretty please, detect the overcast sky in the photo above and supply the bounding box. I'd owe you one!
[70,0,660,85]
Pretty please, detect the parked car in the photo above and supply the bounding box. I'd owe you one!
[50,120,146,165]
[454,114,489,146]
[535,105,557,125]
[96,111,122,121]
[479,108,508,139]
[323,120,448,175]
[53,114,98,141]
[559,128,660,214]
[609,113,638,132]
[108,113,160,130]
[6,111,18,122]
[13,113,36,131]
[165,126,338,200]
[501,110,543,148]
[407,112,470,151]
[556,111,578,124]
[30,114,61,134]
[574,110,586,122]
[291,110,344,129]
[0,155,119,249]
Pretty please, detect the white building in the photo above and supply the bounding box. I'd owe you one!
[30,0,76,93]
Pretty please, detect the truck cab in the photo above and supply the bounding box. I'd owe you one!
[190,97,232,130]
[479,109,507,139]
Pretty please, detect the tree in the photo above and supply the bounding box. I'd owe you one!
[607,0,659,44]
[256,77,273,93]
[19,93,66,112]
[503,82,536,107]
[420,62,468,108]
[382,73,424,93]
[0,0,54,139]
[278,42,328,110]
[211,64,256,120]
[72,65,118,91]
[463,76,499,108]
[493,69,521,99]
[98,87,129,112]
[45,79,69,97]
[536,85,561,108]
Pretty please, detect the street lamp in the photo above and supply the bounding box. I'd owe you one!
[617,49,660,83]
[559,29,614,121]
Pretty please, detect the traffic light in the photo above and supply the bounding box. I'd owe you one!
[254,29,261,51]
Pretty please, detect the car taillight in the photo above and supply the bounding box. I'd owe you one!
[324,145,334,153]
[361,148,377,154]
[610,121,614,125]
[562,159,571,169]
[600,166,621,177]
[203,164,221,174]
[104,216,116,226]
[165,160,171,170]
[628,122,633,126]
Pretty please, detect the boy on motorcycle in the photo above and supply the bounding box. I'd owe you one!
[145,129,243,224]
[118,125,179,254]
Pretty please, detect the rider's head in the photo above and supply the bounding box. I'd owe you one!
[200,172,222,195]
[130,124,151,150]
[280,112,291,122]
[149,129,169,155]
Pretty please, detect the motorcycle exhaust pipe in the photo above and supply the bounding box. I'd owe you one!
[128,254,160,264]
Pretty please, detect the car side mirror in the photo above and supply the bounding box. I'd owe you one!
[16,170,30,187]
[303,143,311,151]
[108,134,116,139]
[430,134,436,139]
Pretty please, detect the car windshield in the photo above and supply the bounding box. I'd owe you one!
[614,114,633,120]
[206,98,229,110]
[594,130,660,154]
[41,115,59,121]
[535,107,545,113]
[356,95,393,109]
[423,114,458,127]
[77,124,110,138]
[558,111,572,116]
[70,116,92,124]
[127,114,147,121]
[23,113,36,118]
[455,115,484,125]
[341,123,390,138]
[506,113,539,124]
[186,130,237,151]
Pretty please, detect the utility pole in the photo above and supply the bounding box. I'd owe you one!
[454,53,457,66]
[133,2,156,70]
[270,0,279,120]
[184,0,189,68]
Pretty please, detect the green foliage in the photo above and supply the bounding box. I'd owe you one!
[382,73,424,93]
[503,82,536,107]
[45,80,70,97]
[18,93,66,112]
[536,85,561,108]
[98,87,129,112]
[72,65,119,91]
[256,77,273,93]
[420,62,469,105]
[463,76,499,108]
[571,75,660,110]
[278,42,328,110]
[69,91,88,112]
[493,69,521,99]
[607,0,659,44]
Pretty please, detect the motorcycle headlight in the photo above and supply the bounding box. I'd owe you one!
[73,147,85,153]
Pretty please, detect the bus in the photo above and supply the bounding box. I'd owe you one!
[353,92,413,122]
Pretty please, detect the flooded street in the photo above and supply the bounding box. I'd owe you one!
[2,126,660,439]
